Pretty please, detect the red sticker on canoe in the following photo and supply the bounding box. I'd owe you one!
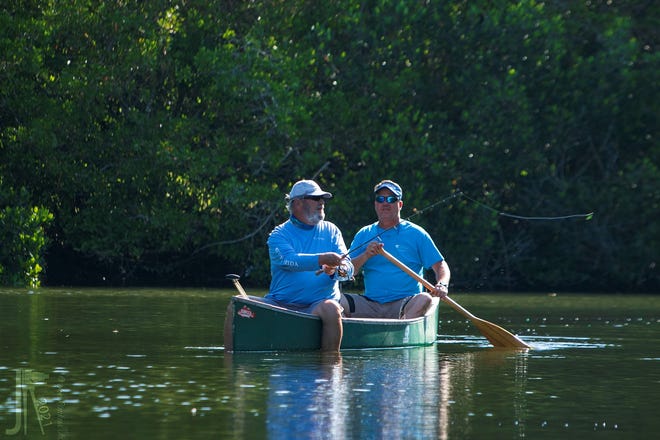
[237,305,255,319]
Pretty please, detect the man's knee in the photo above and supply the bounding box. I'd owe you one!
[417,292,433,308]
[314,300,342,320]
[402,293,432,318]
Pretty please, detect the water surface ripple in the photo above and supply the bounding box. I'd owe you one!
[1,288,658,439]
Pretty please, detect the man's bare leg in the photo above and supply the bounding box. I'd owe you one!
[313,300,343,351]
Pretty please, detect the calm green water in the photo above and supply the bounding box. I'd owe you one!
[0,288,658,439]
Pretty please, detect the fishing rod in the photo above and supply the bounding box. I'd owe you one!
[458,191,594,221]
[315,192,461,275]
[349,189,592,257]
[317,189,593,274]
[345,191,461,258]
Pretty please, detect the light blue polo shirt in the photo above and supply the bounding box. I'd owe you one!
[351,220,444,303]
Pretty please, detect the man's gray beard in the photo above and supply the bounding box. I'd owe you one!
[306,212,324,224]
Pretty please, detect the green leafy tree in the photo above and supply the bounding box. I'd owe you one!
[0,1,656,291]
[0,183,53,287]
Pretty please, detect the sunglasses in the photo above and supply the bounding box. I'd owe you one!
[375,195,399,203]
[302,195,326,201]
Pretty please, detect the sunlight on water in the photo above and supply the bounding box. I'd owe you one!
[184,346,224,351]
[437,334,615,351]
[517,335,616,350]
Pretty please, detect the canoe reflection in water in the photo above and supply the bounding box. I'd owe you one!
[224,347,530,439]
[266,353,348,439]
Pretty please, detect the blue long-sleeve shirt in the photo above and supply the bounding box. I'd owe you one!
[266,217,353,306]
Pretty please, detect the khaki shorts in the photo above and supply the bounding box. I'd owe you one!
[340,293,415,319]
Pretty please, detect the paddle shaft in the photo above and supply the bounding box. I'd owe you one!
[378,248,531,349]
[376,249,473,318]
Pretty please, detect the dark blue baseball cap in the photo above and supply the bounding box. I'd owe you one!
[373,180,402,199]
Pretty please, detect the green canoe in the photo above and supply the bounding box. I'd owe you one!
[225,294,440,351]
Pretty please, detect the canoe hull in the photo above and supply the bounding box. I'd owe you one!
[226,295,439,351]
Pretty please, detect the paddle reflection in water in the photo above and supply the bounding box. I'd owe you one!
[437,348,530,439]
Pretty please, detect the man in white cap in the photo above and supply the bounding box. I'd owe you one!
[264,179,353,351]
[341,179,450,319]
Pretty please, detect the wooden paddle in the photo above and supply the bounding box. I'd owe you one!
[378,248,531,349]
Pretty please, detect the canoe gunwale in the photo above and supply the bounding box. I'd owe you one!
[236,294,437,324]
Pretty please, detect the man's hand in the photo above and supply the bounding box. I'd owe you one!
[318,252,344,267]
[320,264,337,276]
[364,241,384,258]
[431,282,449,298]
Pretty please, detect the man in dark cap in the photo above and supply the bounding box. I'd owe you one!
[341,179,450,319]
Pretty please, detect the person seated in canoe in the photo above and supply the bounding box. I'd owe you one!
[263,179,354,352]
[340,179,450,319]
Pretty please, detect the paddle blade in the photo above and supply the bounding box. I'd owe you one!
[441,296,531,349]
[378,248,531,349]
[471,317,531,349]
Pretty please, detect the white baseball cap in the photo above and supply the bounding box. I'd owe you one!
[287,180,333,200]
